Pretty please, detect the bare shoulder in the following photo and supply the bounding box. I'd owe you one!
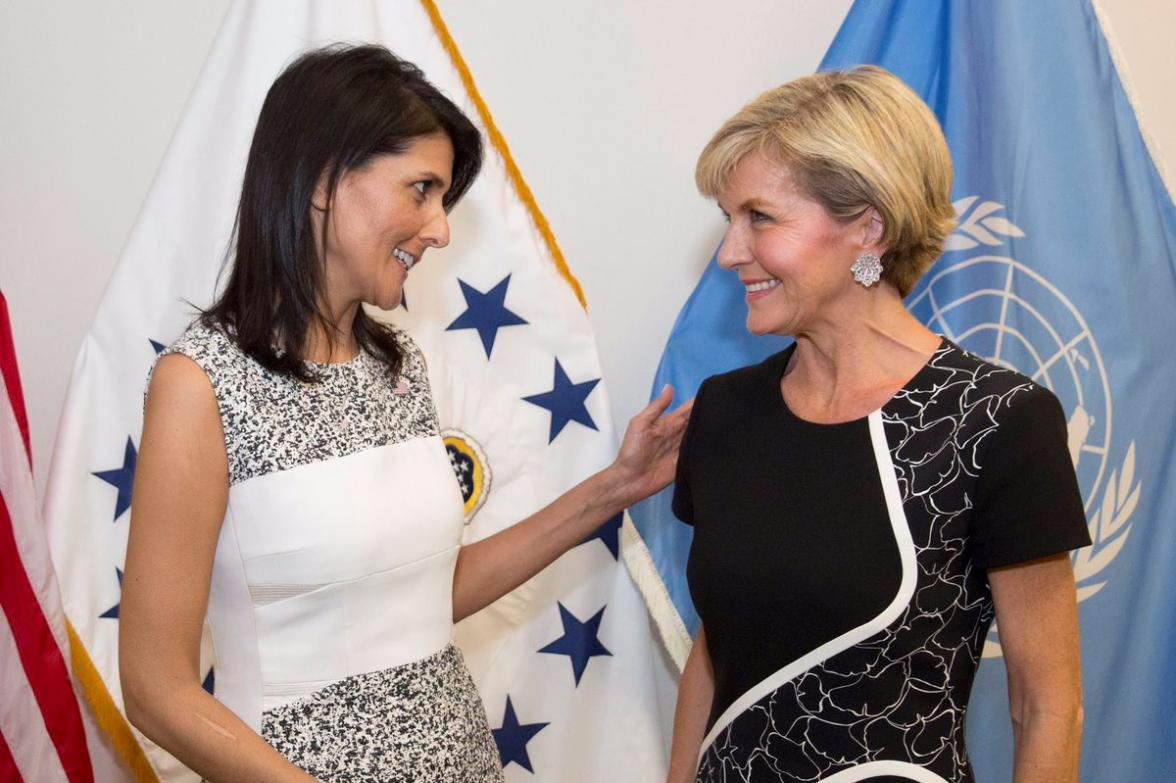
[141,353,227,486]
[144,352,223,435]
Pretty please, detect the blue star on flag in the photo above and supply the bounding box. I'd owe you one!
[491,696,548,773]
[93,437,137,521]
[99,568,124,619]
[522,359,599,443]
[580,512,622,560]
[446,275,528,358]
[538,602,611,686]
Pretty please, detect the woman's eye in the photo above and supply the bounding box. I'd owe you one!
[749,209,770,223]
[413,181,428,197]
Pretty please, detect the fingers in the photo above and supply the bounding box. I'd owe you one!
[657,397,694,437]
[634,384,675,425]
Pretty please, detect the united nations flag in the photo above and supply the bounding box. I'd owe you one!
[627,1,1176,779]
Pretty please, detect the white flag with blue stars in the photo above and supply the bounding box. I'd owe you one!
[42,1,673,780]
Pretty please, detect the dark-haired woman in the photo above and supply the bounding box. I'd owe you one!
[119,45,689,782]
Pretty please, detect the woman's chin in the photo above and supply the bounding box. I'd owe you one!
[746,315,787,337]
[364,290,404,313]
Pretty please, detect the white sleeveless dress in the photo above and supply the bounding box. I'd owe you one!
[160,323,502,782]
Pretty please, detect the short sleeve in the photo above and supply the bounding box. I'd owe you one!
[146,324,221,405]
[671,380,709,525]
[970,384,1092,569]
[152,324,239,407]
[146,323,247,480]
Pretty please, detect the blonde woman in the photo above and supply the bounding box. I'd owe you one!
[668,66,1090,783]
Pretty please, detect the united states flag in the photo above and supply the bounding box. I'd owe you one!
[0,289,95,782]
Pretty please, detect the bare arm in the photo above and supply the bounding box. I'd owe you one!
[452,387,691,621]
[667,626,714,783]
[989,553,1083,783]
[120,355,315,782]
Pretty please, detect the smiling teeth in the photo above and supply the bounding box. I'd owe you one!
[746,279,780,293]
[392,248,417,270]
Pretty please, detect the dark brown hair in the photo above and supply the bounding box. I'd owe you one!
[203,44,483,380]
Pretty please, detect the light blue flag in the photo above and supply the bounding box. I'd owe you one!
[627,0,1176,779]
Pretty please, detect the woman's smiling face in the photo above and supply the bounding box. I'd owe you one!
[317,131,455,314]
[715,153,873,337]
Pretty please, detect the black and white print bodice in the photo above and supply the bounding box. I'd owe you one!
[162,324,439,485]
[674,339,1089,783]
[158,323,467,733]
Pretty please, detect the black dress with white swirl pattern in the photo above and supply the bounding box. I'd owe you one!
[674,339,1090,782]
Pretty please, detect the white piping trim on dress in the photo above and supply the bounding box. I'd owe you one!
[697,410,918,758]
[818,759,950,783]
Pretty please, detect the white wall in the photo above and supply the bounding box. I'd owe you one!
[2,0,1173,498]
[1,1,231,488]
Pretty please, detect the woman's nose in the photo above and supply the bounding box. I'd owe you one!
[421,207,450,249]
[716,226,748,270]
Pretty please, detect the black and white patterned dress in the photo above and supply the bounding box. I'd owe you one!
[673,339,1090,783]
[160,323,502,782]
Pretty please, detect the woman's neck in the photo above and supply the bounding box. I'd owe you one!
[782,293,940,423]
[303,299,361,364]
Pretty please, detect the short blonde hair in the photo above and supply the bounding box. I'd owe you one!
[696,66,954,296]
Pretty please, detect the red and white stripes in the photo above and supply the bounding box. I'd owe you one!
[0,290,94,783]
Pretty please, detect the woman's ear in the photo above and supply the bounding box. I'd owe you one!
[311,169,332,213]
[861,207,886,254]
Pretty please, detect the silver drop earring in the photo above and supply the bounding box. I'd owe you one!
[851,253,883,287]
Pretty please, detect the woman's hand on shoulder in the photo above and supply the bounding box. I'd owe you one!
[607,385,694,508]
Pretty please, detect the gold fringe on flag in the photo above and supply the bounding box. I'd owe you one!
[66,621,160,782]
[419,0,588,311]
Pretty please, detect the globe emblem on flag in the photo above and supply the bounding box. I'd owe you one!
[908,198,1139,658]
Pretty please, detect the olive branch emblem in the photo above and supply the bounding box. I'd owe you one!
[1073,443,1139,601]
[945,196,1025,250]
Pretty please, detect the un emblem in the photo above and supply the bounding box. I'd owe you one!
[908,197,1139,658]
